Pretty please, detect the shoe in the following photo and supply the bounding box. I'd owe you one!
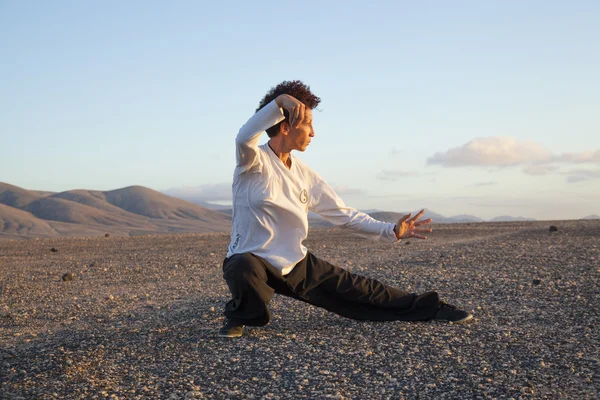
[218,319,244,338]
[434,302,473,324]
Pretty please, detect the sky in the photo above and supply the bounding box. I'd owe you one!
[1,0,599,220]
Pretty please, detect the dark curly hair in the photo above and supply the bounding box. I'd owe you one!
[256,80,321,137]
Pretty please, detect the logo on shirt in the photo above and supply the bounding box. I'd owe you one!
[299,189,308,204]
[232,233,241,250]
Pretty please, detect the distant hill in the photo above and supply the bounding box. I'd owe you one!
[161,187,232,211]
[0,182,42,208]
[163,188,548,224]
[102,186,225,221]
[368,210,482,224]
[306,209,480,228]
[6,182,580,238]
[0,183,232,239]
[446,214,485,223]
[0,203,57,238]
[306,209,538,227]
[50,190,148,219]
[212,208,488,225]
[490,215,536,222]
[582,215,600,220]
[24,197,147,226]
[33,190,56,197]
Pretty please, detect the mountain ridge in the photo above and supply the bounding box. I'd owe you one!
[0,183,231,239]
[2,182,596,239]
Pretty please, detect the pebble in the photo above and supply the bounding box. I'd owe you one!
[61,273,74,282]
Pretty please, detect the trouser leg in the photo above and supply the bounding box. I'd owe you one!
[222,253,276,326]
[285,252,439,321]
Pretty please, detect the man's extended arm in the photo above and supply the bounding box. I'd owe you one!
[307,170,398,242]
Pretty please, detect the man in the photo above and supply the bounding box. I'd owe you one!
[220,80,472,338]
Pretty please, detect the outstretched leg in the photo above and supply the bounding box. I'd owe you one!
[284,252,440,321]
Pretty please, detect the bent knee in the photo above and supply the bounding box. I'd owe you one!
[223,253,267,281]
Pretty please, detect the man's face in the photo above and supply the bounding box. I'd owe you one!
[288,108,314,152]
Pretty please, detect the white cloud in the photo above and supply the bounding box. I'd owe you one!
[376,170,420,181]
[427,137,600,184]
[523,165,559,176]
[333,185,366,196]
[554,150,600,164]
[427,137,552,167]
[563,169,600,183]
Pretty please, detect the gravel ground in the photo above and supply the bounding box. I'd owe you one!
[1,221,599,399]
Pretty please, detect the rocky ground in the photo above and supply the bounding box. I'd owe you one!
[1,221,599,399]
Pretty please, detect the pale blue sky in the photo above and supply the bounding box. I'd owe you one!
[1,1,599,220]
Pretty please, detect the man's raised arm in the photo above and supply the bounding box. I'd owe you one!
[235,95,306,173]
[235,100,284,173]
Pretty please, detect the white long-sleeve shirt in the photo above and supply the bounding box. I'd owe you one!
[226,100,398,275]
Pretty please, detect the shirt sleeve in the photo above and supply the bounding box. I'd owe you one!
[235,100,285,174]
[307,168,399,243]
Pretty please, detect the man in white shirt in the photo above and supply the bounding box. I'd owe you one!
[220,80,472,338]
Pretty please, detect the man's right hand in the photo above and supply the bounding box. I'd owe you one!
[394,209,432,240]
[275,94,305,128]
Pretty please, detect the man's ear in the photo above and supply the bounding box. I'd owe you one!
[280,121,290,136]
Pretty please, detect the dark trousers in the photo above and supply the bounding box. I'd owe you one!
[222,252,440,326]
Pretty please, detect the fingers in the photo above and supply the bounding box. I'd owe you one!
[400,224,431,240]
[406,231,428,239]
[283,96,305,127]
[294,103,305,127]
[399,213,412,224]
[408,209,425,223]
[289,105,297,126]
[414,218,432,227]
[287,101,305,127]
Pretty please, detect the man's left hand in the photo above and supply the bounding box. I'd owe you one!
[394,209,432,240]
